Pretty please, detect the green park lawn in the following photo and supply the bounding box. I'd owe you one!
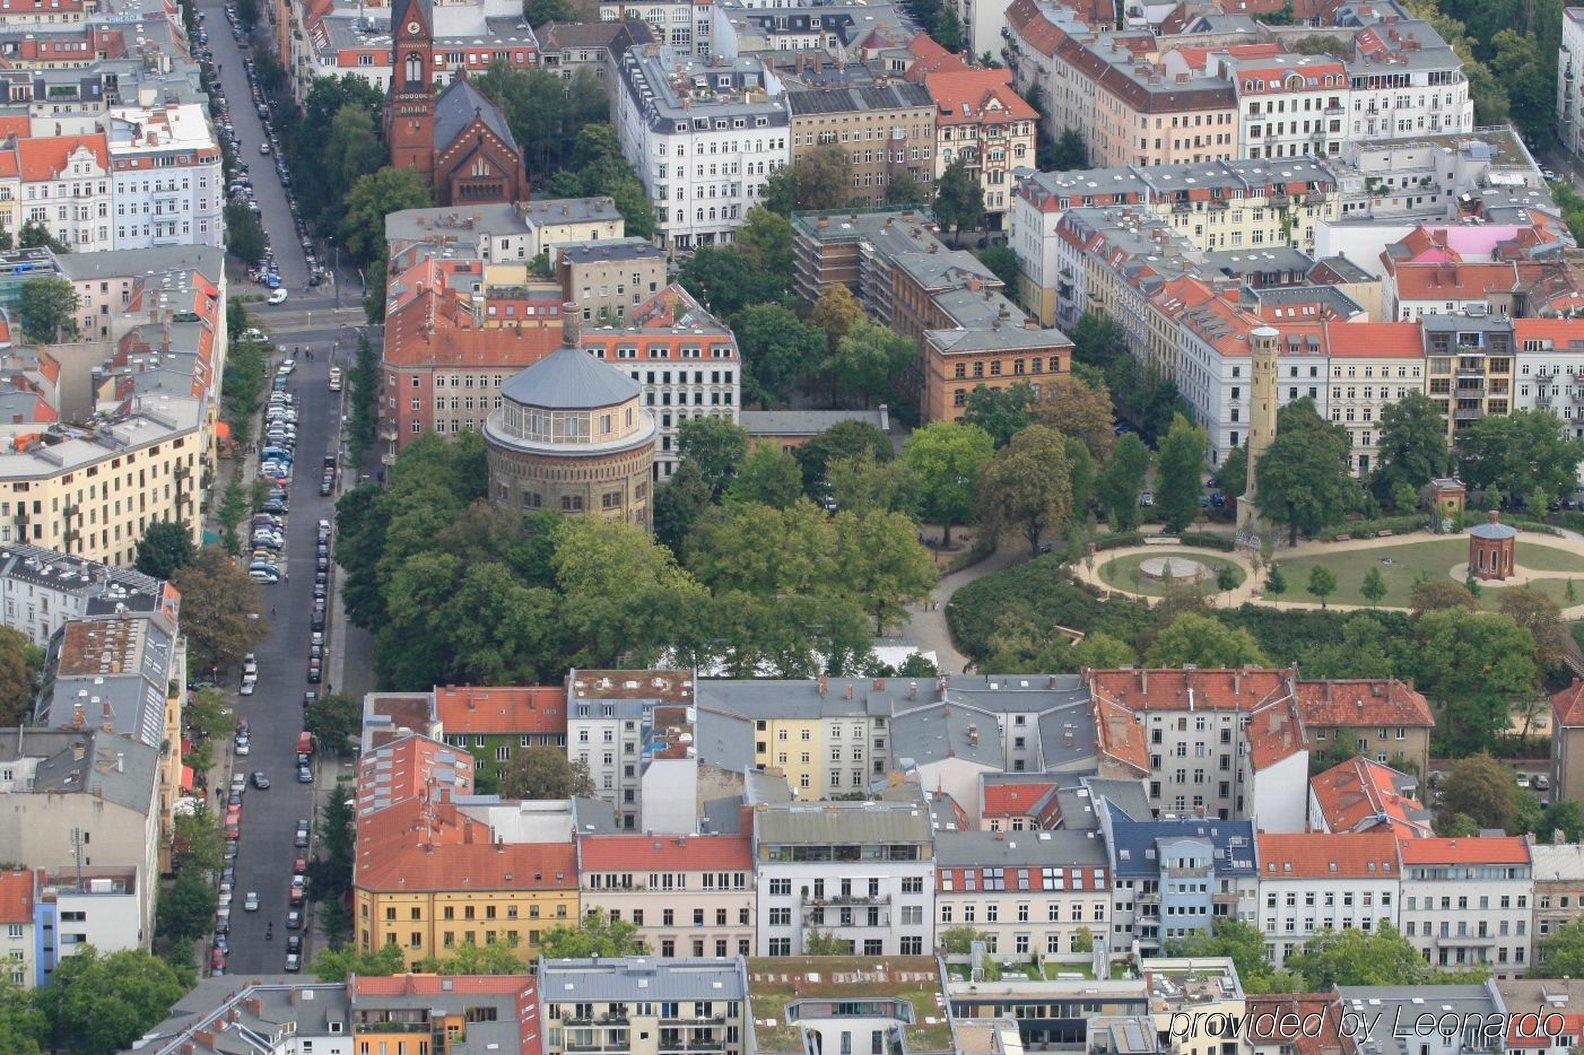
[1274,537,1584,609]
[1098,550,1245,597]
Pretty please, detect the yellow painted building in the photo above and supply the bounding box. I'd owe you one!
[0,394,205,566]
[353,844,580,968]
[750,710,887,800]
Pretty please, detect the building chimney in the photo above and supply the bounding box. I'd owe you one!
[818,675,828,696]
[562,301,581,346]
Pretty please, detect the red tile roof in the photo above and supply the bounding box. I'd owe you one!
[434,685,567,737]
[1556,680,1584,727]
[1514,318,1584,349]
[1310,756,1432,838]
[578,833,752,872]
[1092,695,1149,773]
[904,32,970,77]
[1246,994,1356,1055]
[16,134,106,181]
[1086,668,1290,712]
[1257,832,1400,879]
[1293,680,1434,728]
[1397,836,1531,866]
[355,797,577,893]
[355,734,475,817]
[1388,261,1521,301]
[1245,697,1307,770]
[351,973,542,1055]
[1324,322,1424,359]
[0,869,34,924]
[981,781,1056,818]
[924,69,1037,125]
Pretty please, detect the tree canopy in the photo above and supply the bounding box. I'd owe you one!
[1255,399,1357,544]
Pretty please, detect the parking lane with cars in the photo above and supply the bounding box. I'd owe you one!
[215,344,343,976]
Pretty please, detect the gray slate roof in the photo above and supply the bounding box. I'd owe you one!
[739,408,890,438]
[0,727,160,815]
[1469,520,1519,540]
[500,346,642,409]
[433,77,519,155]
[892,703,1005,769]
[541,957,746,1003]
[755,800,933,846]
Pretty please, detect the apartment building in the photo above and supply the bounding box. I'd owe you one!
[745,956,952,1055]
[1307,755,1433,838]
[431,684,568,789]
[1324,321,1425,474]
[0,394,204,565]
[1552,681,1584,808]
[379,254,565,457]
[934,828,1110,962]
[384,198,626,268]
[579,834,755,958]
[36,867,142,981]
[786,82,936,208]
[1562,9,1584,160]
[541,957,750,1055]
[1255,832,1401,967]
[105,103,223,250]
[1530,843,1584,967]
[616,46,789,253]
[14,134,111,252]
[925,68,1037,229]
[1399,837,1533,977]
[0,869,34,988]
[36,607,185,828]
[352,735,580,966]
[1339,984,1504,1055]
[753,799,935,956]
[789,209,1072,422]
[567,668,697,831]
[1345,18,1473,140]
[1004,0,1238,169]
[1099,802,1258,954]
[0,543,170,648]
[1222,52,1349,160]
[601,0,713,55]
[580,285,741,479]
[0,729,162,950]
[1421,313,1514,443]
[557,238,668,324]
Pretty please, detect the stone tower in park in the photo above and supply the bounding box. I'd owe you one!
[1237,325,1280,534]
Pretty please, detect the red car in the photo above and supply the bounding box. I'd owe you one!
[210,946,226,974]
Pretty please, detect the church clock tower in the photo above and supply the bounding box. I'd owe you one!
[385,0,436,187]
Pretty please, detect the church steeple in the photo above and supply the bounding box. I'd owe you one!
[384,0,436,187]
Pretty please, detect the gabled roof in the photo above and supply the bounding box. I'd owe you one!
[1293,679,1434,728]
[1552,679,1584,727]
[1256,832,1400,880]
[17,133,107,181]
[433,76,519,155]
[981,780,1056,818]
[434,685,566,736]
[1397,836,1531,866]
[923,68,1037,125]
[1309,756,1433,838]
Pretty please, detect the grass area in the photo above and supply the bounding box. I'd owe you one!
[1276,537,1584,609]
[1474,576,1581,609]
[745,957,949,1054]
[1097,550,1245,597]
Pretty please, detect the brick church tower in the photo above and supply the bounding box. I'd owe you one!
[385,0,436,187]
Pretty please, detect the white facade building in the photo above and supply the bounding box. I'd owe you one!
[615,46,789,253]
[1399,836,1533,978]
[0,544,170,648]
[17,135,112,252]
[106,104,224,250]
[1345,20,1474,141]
[1561,9,1584,160]
[601,0,712,54]
[754,800,935,957]
[1255,832,1401,968]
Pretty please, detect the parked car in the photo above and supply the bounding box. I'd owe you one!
[297,763,313,783]
[268,288,289,305]
[252,771,271,789]
[243,891,259,912]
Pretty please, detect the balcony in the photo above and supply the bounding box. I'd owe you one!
[803,894,892,907]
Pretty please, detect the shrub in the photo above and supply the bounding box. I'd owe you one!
[947,554,1156,661]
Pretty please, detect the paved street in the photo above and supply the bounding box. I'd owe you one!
[201,0,311,292]
[197,0,380,973]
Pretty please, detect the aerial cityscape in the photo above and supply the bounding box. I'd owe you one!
[0,0,1575,1048]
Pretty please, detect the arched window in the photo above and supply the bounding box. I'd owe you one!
[405,51,422,87]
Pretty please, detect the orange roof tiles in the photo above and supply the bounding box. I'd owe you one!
[1553,679,1584,727]
[1388,261,1520,301]
[578,833,752,872]
[905,32,970,77]
[1397,836,1531,866]
[1324,322,1424,359]
[924,68,1037,125]
[355,797,577,893]
[1257,832,1400,879]
[1294,679,1433,728]
[1092,695,1149,773]
[353,973,538,998]
[16,133,106,181]
[0,869,34,924]
[1086,668,1290,712]
[1513,318,1584,348]
[434,685,566,737]
[1245,697,1306,770]
[1310,756,1433,838]
[1246,995,1356,1055]
[981,781,1056,818]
